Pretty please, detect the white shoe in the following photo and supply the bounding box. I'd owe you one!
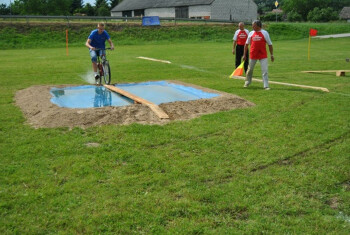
[243,82,249,88]
[264,87,270,90]
[95,75,100,85]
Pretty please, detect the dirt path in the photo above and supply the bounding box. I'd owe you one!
[315,33,350,39]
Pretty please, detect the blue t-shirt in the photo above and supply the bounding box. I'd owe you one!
[88,29,110,49]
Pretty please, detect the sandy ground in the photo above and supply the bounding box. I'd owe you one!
[15,80,255,128]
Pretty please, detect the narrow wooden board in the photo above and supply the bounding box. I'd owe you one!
[231,76,329,92]
[104,84,169,119]
[137,56,171,64]
[301,70,350,73]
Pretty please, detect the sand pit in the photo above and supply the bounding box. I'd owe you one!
[15,80,255,128]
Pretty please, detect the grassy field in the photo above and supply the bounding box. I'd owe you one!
[1,21,350,48]
[1,36,350,233]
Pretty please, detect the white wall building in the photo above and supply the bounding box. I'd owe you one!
[111,0,258,22]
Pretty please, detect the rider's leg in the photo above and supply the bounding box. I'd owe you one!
[92,62,97,73]
[89,49,99,78]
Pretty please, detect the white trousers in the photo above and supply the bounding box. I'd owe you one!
[245,58,269,88]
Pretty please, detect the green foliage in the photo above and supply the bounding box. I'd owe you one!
[81,3,95,16]
[11,0,73,15]
[0,3,11,15]
[307,7,339,22]
[266,22,350,40]
[283,0,349,21]
[6,0,114,16]
[254,0,284,14]
[110,0,122,9]
[96,6,110,16]
[287,10,303,22]
[260,12,284,22]
[0,36,349,233]
[70,0,83,14]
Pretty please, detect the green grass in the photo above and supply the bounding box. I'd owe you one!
[1,21,350,49]
[0,37,350,233]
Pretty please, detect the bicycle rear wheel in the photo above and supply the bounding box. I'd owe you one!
[102,61,111,85]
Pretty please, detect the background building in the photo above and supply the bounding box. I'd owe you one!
[111,0,258,22]
[340,7,350,22]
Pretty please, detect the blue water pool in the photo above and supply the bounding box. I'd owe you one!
[50,81,219,108]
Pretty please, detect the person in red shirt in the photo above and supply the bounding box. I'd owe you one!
[243,20,274,90]
[232,22,249,73]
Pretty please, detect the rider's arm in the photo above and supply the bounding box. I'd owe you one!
[85,39,94,50]
[107,39,114,50]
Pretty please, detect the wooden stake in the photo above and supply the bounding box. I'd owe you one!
[66,29,69,56]
[104,84,169,119]
[302,70,349,77]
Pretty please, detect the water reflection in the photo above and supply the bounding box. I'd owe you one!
[50,85,132,108]
[93,86,112,107]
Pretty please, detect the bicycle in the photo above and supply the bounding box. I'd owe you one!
[95,48,112,85]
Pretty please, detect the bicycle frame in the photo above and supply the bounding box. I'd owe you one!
[95,48,111,85]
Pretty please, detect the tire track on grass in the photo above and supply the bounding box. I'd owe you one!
[250,130,350,172]
[144,95,320,149]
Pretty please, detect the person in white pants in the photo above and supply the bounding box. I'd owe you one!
[242,20,274,90]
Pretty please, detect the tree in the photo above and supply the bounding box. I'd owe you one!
[96,5,109,16]
[307,7,339,22]
[287,10,303,22]
[70,0,83,14]
[94,0,109,16]
[81,3,95,16]
[282,0,346,21]
[254,0,284,14]
[46,0,71,15]
[110,0,122,10]
[0,4,11,15]
[329,0,350,11]
[10,0,72,15]
[95,0,109,9]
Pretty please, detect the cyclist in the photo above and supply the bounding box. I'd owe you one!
[85,22,114,84]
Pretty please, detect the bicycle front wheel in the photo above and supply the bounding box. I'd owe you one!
[102,61,111,85]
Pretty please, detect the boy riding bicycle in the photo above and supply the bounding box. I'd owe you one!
[85,22,114,84]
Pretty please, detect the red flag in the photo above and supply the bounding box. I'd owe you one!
[230,61,245,77]
[309,28,318,37]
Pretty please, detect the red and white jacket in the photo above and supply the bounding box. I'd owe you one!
[246,30,272,60]
[233,29,249,46]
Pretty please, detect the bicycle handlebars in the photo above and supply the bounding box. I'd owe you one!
[94,47,113,50]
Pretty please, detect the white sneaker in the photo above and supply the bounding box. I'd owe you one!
[264,87,270,90]
[243,82,249,88]
[95,75,100,85]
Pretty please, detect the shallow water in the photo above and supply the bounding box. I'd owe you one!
[50,81,219,108]
[51,86,133,108]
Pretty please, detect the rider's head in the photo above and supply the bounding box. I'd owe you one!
[97,22,105,34]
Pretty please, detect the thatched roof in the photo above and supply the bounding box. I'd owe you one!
[340,7,350,19]
[111,0,215,12]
